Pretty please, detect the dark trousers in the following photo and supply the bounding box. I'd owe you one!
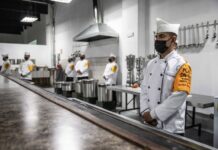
[66,77,74,81]
[77,76,88,80]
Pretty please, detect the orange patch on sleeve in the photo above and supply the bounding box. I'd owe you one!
[70,64,74,70]
[111,65,117,73]
[173,63,192,94]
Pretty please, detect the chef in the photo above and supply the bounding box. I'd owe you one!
[103,54,118,85]
[19,52,35,81]
[65,56,76,81]
[1,54,11,75]
[140,18,192,135]
[75,52,89,80]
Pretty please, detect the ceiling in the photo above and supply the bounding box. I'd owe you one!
[0,0,53,35]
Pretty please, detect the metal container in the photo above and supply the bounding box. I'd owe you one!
[61,82,75,92]
[214,97,218,148]
[82,79,98,98]
[98,84,113,102]
[54,81,65,94]
[75,80,83,94]
[54,81,64,89]
[16,59,22,65]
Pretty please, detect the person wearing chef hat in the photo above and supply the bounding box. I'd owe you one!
[65,56,76,81]
[103,53,118,85]
[140,18,192,135]
[1,54,11,75]
[19,52,35,81]
[75,52,90,80]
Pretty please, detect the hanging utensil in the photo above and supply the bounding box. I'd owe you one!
[180,27,184,48]
[205,21,209,40]
[183,26,186,48]
[199,22,205,47]
[213,20,217,39]
[189,25,194,47]
[178,27,182,49]
[185,26,190,48]
[192,25,196,47]
[195,24,200,47]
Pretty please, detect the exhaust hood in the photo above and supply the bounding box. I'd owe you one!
[73,0,118,42]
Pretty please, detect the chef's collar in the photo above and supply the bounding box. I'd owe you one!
[158,50,176,62]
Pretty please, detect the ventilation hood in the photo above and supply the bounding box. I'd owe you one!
[73,0,118,42]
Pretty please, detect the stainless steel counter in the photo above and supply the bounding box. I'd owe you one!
[107,85,214,109]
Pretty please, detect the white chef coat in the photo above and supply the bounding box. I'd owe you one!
[1,60,11,75]
[19,60,34,80]
[140,50,192,134]
[103,62,118,85]
[75,59,89,78]
[65,62,76,78]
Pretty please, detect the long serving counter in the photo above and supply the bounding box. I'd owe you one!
[0,74,215,150]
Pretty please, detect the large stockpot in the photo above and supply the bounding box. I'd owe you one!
[54,81,65,89]
[54,81,65,94]
[82,79,98,98]
[61,82,75,92]
[97,84,113,102]
[75,80,83,94]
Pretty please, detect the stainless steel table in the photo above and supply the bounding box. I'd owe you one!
[186,94,214,136]
[107,85,140,114]
[107,85,215,136]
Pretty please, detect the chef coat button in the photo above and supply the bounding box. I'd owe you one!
[150,73,152,76]
[165,61,167,63]
[155,61,157,63]
[148,86,150,89]
[157,102,161,104]
[160,73,163,76]
[158,88,161,91]
[148,99,150,102]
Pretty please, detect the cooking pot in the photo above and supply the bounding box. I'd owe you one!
[82,79,98,98]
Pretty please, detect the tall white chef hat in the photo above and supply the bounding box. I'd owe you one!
[2,54,8,58]
[110,53,116,58]
[156,18,180,35]
[24,52,30,56]
[80,51,85,56]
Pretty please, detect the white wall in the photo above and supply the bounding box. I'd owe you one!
[55,0,141,85]
[0,43,52,67]
[147,0,218,96]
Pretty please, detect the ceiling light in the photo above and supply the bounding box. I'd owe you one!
[51,0,72,3]
[21,16,38,23]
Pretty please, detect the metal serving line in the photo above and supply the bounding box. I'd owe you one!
[0,74,214,150]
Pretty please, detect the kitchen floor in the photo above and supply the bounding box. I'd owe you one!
[43,87,214,147]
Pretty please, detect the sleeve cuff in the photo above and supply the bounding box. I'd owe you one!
[150,109,157,119]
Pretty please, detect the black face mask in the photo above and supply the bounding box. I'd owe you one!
[3,57,8,61]
[24,56,29,61]
[108,58,113,62]
[155,38,172,54]
[68,58,72,63]
[80,56,85,60]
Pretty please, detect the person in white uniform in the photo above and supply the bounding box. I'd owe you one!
[140,18,192,135]
[1,54,11,75]
[19,52,35,81]
[75,52,89,80]
[103,54,118,85]
[65,57,76,81]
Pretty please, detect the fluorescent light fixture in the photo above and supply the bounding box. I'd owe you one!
[51,0,72,3]
[21,16,38,23]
